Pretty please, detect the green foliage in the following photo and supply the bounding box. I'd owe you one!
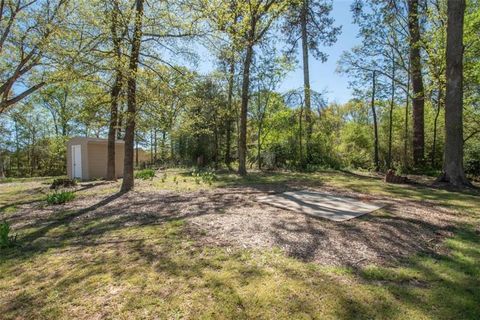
[0,221,16,249]
[465,141,480,177]
[46,191,76,205]
[191,169,216,186]
[337,122,372,168]
[135,169,156,180]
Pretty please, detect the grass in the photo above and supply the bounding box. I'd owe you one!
[0,169,479,319]
[134,169,156,180]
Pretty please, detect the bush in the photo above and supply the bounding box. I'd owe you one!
[46,191,76,205]
[50,178,77,189]
[135,169,155,180]
[0,221,16,248]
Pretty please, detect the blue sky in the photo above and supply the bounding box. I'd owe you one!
[278,0,360,104]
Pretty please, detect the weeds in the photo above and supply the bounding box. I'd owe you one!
[0,221,16,248]
[46,191,76,205]
[135,169,155,180]
[191,169,216,185]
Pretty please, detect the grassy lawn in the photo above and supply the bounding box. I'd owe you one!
[0,170,479,319]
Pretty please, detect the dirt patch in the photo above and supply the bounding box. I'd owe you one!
[8,182,468,267]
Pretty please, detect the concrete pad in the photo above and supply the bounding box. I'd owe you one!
[257,190,384,221]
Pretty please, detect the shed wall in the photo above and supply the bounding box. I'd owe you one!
[66,137,125,180]
[87,142,124,179]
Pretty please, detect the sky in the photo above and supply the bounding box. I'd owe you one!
[278,0,360,104]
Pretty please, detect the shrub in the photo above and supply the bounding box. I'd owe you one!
[0,221,16,248]
[46,191,76,205]
[50,178,77,189]
[135,169,155,180]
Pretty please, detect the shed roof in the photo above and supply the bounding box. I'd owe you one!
[68,136,125,144]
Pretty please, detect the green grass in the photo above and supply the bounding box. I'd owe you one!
[0,169,479,319]
[135,169,156,180]
[1,220,479,319]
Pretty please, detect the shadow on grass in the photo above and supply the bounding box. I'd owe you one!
[1,171,479,319]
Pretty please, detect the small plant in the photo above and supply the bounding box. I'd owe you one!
[135,169,155,180]
[46,191,76,205]
[0,221,17,248]
[191,169,217,186]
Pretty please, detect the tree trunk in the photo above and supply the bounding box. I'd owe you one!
[107,72,122,180]
[431,88,442,168]
[14,118,20,173]
[387,52,395,169]
[301,0,312,162]
[153,129,157,163]
[107,1,123,181]
[161,131,166,162]
[238,44,254,176]
[404,71,410,167]
[135,133,139,167]
[150,130,153,165]
[371,70,379,172]
[408,0,425,166]
[0,151,5,179]
[117,108,123,139]
[61,89,69,136]
[438,0,470,187]
[121,0,144,192]
[225,57,235,168]
[257,125,262,170]
[299,104,304,166]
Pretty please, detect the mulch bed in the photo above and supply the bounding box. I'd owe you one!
[7,181,468,267]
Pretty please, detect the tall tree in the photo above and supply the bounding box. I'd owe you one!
[282,0,340,162]
[387,49,395,170]
[106,0,125,181]
[438,0,471,186]
[236,0,288,176]
[408,0,425,166]
[121,0,144,192]
[224,55,236,168]
[371,70,379,172]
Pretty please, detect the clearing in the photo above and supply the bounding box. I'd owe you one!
[1,170,479,319]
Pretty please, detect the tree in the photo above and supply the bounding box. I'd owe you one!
[340,0,410,171]
[250,48,290,169]
[408,0,426,166]
[107,0,127,181]
[231,0,289,176]
[0,0,69,114]
[438,0,471,186]
[121,0,144,192]
[371,70,379,171]
[282,0,340,161]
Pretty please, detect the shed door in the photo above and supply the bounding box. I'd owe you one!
[72,145,82,179]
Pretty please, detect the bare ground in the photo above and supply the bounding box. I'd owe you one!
[5,179,470,268]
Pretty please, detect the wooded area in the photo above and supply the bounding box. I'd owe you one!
[0,0,478,189]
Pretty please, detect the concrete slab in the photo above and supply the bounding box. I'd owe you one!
[257,190,384,221]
